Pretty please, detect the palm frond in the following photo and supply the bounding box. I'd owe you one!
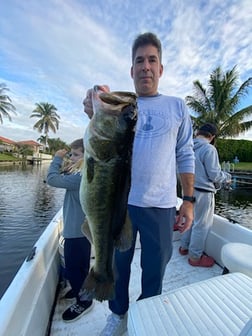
[186,66,252,139]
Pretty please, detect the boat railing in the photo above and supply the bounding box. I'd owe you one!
[0,208,63,336]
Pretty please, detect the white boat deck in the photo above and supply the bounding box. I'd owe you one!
[50,237,222,336]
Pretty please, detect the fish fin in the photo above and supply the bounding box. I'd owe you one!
[83,268,115,302]
[81,219,93,244]
[114,211,133,252]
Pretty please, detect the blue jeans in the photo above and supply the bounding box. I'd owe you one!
[109,205,175,315]
[64,237,91,301]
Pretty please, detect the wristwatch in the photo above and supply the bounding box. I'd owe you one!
[182,196,196,203]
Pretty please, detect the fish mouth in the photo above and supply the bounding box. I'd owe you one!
[97,91,138,120]
[99,91,137,105]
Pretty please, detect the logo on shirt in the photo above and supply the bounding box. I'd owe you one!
[136,110,172,138]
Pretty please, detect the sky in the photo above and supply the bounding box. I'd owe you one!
[0,0,252,144]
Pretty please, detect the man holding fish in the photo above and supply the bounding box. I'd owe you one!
[82,32,195,335]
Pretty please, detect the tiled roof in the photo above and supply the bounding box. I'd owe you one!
[0,136,42,147]
[16,140,41,146]
[0,136,16,144]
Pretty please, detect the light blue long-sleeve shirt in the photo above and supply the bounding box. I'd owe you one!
[128,94,195,208]
[47,156,85,238]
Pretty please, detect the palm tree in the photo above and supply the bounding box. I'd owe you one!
[186,66,252,138]
[0,83,16,124]
[47,137,69,155]
[37,135,48,152]
[30,102,60,148]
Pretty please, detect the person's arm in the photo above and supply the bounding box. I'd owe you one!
[46,150,81,190]
[175,102,195,233]
[205,147,232,184]
[176,172,195,233]
[83,85,110,119]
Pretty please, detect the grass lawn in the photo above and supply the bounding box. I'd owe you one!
[0,153,19,161]
[233,162,252,172]
[0,153,251,171]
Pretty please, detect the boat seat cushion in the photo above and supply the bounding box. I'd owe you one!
[128,273,252,336]
[221,243,252,277]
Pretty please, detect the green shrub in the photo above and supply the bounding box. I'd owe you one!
[216,139,252,162]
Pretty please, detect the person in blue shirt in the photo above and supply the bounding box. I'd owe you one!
[47,138,94,322]
[83,32,195,336]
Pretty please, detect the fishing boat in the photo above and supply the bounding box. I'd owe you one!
[0,204,252,336]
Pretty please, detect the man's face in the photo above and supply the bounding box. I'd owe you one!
[131,44,163,96]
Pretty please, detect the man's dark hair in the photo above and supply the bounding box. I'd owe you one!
[132,32,162,63]
[197,123,217,145]
[198,123,217,137]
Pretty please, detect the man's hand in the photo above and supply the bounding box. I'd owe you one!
[83,85,110,119]
[175,201,194,233]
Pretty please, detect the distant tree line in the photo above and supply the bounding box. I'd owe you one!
[47,137,70,154]
[216,139,252,162]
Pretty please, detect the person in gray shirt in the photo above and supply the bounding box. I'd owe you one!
[180,123,231,267]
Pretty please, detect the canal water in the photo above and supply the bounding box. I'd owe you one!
[0,163,251,299]
[0,163,65,299]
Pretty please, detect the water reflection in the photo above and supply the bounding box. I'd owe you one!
[0,163,64,298]
[215,188,252,229]
[0,163,251,299]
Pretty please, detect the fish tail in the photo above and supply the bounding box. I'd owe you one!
[83,268,115,302]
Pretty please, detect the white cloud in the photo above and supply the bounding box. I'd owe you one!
[0,0,251,143]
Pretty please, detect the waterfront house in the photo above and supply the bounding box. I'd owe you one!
[16,140,44,156]
[0,136,17,152]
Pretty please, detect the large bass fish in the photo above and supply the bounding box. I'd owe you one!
[80,87,138,301]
